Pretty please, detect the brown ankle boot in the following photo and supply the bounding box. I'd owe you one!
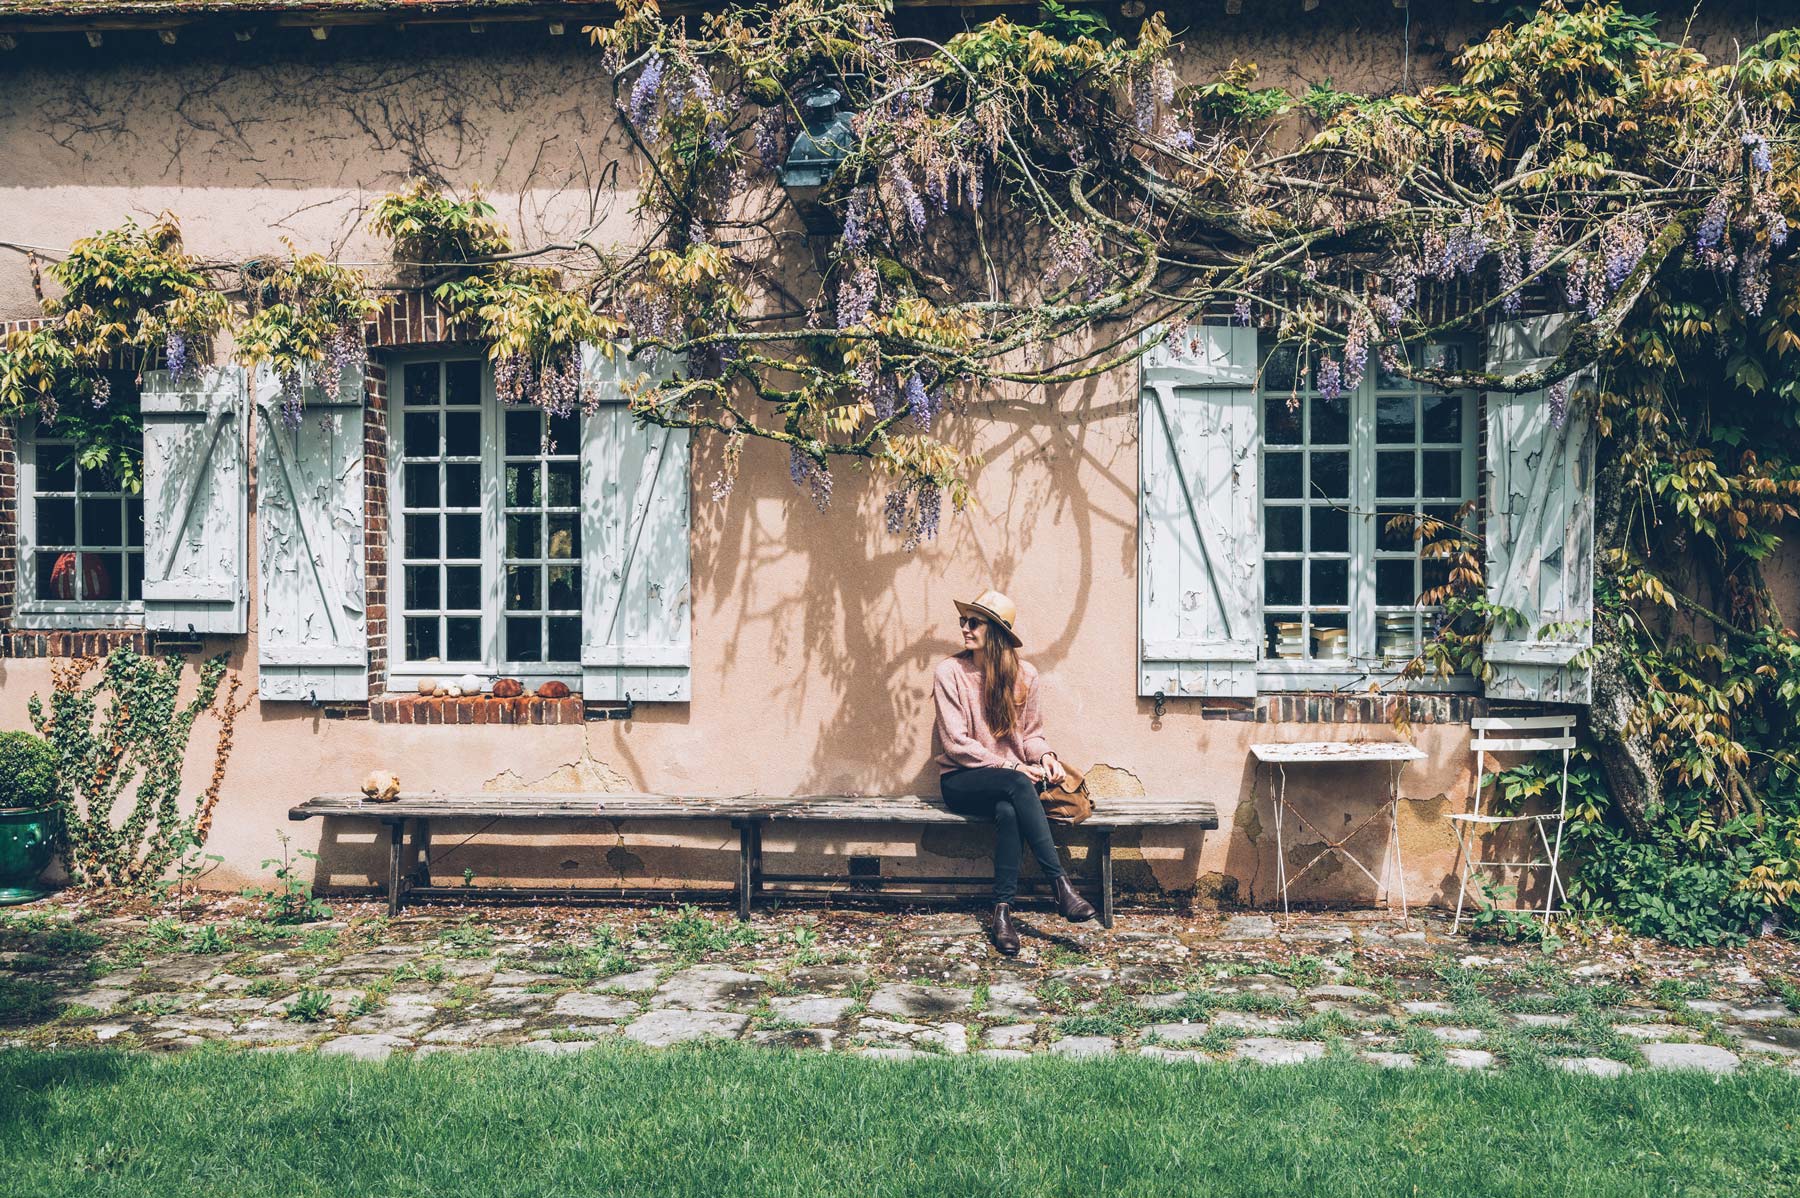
[989,903,1020,956]
[1052,875,1097,924]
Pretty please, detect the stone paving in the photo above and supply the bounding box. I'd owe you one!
[5,894,1800,1076]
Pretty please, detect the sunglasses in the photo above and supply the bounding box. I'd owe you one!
[957,616,987,631]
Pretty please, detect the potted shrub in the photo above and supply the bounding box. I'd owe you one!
[0,730,62,904]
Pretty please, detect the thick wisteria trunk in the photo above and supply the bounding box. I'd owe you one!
[1588,427,1657,837]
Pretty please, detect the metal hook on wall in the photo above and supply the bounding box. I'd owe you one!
[1153,690,1166,720]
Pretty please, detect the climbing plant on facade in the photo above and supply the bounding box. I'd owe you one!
[0,1,1797,937]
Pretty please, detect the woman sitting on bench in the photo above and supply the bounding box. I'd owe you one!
[933,588,1096,956]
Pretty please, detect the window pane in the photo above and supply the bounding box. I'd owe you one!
[405,363,440,408]
[1311,614,1348,660]
[1376,451,1415,499]
[126,554,142,601]
[82,498,123,547]
[1262,346,1300,394]
[547,413,579,455]
[547,565,580,611]
[506,565,541,612]
[444,412,481,458]
[1264,507,1302,553]
[35,497,74,546]
[445,514,481,559]
[1265,560,1302,606]
[1310,452,1349,500]
[507,514,541,558]
[547,617,581,663]
[82,553,123,601]
[1311,559,1348,607]
[1379,509,1419,551]
[406,617,440,661]
[1308,396,1349,445]
[445,463,480,508]
[1310,507,1348,553]
[403,412,439,457]
[404,464,439,508]
[1376,394,1414,444]
[1377,559,1417,606]
[1421,393,1461,443]
[37,443,76,492]
[127,498,144,548]
[446,617,482,661]
[547,516,579,559]
[1421,450,1462,498]
[546,462,579,507]
[505,410,540,456]
[506,617,542,663]
[404,514,439,559]
[36,551,70,600]
[445,360,481,406]
[405,566,440,610]
[1264,396,1301,446]
[1423,504,1465,537]
[1268,616,1306,660]
[1265,453,1302,499]
[507,463,540,507]
[445,566,481,610]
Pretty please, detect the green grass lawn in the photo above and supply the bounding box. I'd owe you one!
[3,1046,1797,1197]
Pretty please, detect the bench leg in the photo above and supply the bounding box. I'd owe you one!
[387,820,406,917]
[1096,829,1114,929]
[749,821,764,914]
[410,818,432,888]
[735,820,754,921]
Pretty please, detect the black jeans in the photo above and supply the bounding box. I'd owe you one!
[940,766,1065,903]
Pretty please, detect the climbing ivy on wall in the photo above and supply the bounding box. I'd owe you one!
[28,648,240,893]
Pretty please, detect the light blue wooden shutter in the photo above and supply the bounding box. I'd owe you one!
[1139,325,1262,697]
[254,364,368,701]
[579,344,691,702]
[140,366,249,634]
[1484,316,1595,704]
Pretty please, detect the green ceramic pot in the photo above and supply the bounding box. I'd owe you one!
[0,805,58,905]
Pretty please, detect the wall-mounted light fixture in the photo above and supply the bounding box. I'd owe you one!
[777,85,856,235]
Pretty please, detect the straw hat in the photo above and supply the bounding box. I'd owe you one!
[954,589,1023,649]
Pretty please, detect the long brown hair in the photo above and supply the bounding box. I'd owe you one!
[974,622,1028,736]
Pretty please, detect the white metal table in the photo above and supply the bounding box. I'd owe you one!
[1249,740,1427,916]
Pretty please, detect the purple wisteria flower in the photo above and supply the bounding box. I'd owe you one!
[1547,378,1570,430]
[789,445,833,512]
[836,260,878,329]
[626,51,666,133]
[1743,133,1773,174]
[1233,296,1252,327]
[1316,356,1343,401]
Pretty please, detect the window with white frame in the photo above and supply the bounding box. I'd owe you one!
[1259,344,1476,676]
[391,356,583,681]
[18,374,145,623]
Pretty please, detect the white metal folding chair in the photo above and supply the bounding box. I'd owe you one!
[1449,714,1578,933]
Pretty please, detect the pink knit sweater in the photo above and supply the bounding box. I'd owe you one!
[932,652,1053,774]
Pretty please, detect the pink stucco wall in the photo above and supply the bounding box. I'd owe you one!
[0,3,1777,907]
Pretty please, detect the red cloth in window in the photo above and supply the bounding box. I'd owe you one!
[48,552,112,601]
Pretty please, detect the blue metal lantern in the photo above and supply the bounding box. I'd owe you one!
[778,85,856,233]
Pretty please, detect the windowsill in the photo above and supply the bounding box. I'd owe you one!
[1255,663,1477,693]
[369,692,587,726]
[12,604,144,630]
[387,669,582,691]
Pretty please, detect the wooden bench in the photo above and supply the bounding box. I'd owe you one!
[288,792,1220,927]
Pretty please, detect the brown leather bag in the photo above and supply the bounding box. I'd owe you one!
[1039,761,1093,824]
